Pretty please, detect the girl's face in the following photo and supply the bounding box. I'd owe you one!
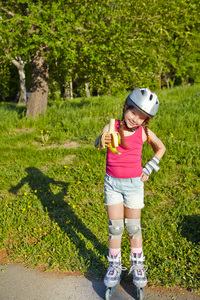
[124,109,146,129]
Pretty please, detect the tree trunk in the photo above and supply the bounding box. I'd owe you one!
[85,82,90,98]
[64,77,73,99]
[26,52,49,118]
[12,58,27,104]
[164,72,170,89]
[169,78,175,89]
[158,71,162,90]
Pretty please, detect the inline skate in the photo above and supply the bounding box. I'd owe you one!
[129,252,148,300]
[104,252,126,300]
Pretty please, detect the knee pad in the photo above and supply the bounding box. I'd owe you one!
[109,219,124,240]
[125,218,141,239]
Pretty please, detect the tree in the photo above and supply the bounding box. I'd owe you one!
[0,0,77,116]
[26,51,49,117]
[0,0,200,116]
[12,57,27,104]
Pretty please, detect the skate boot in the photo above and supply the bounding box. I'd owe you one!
[129,252,148,289]
[104,252,124,288]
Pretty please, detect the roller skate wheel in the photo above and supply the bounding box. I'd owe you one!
[137,287,144,300]
[105,287,111,300]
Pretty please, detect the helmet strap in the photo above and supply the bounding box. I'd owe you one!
[120,120,139,132]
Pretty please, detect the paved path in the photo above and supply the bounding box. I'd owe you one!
[0,264,199,300]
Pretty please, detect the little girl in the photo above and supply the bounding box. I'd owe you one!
[95,88,166,289]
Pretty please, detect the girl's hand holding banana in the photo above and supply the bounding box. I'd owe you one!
[99,119,121,154]
[102,134,112,147]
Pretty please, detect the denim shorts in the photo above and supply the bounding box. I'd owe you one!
[104,173,144,209]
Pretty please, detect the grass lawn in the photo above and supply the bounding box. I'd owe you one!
[0,84,199,291]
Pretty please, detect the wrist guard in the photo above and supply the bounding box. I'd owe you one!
[142,156,160,176]
[94,135,102,149]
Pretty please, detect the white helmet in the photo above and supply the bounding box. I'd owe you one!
[125,88,159,118]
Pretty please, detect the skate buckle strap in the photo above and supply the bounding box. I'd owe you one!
[129,264,148,275]
[132,254,145,264]
[107,256,127,272]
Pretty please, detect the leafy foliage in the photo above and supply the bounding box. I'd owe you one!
[0,0,200,100]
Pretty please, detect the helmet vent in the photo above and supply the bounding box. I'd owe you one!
[150,94,153,100]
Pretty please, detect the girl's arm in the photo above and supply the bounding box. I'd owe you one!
[94,124,110,149]
[142,128,166,159]
[141,128,166,182]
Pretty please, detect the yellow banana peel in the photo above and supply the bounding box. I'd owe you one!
[99,119,121,154]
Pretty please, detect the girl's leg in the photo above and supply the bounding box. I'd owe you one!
[125,207,142,250]
[104,202,124,287]
[107,202,124,251]
[125,207,147,288]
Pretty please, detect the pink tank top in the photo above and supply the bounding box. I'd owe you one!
[106,120,143,178]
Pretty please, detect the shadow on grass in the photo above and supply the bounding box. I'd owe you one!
[47,98,92,109]
[9,167,107,282]
[179,215,200,245]
[0,103,26,118]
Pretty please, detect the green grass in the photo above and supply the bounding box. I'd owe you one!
[0,85,199,292]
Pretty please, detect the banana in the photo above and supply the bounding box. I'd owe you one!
[99,118,121,154]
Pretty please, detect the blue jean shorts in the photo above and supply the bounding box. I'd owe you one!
[104,173,144,209]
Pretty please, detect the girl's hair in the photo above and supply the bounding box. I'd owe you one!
[119,104,128,148]
[119,107,159,152]
[119,121,127,148]
[144,118,159,152]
